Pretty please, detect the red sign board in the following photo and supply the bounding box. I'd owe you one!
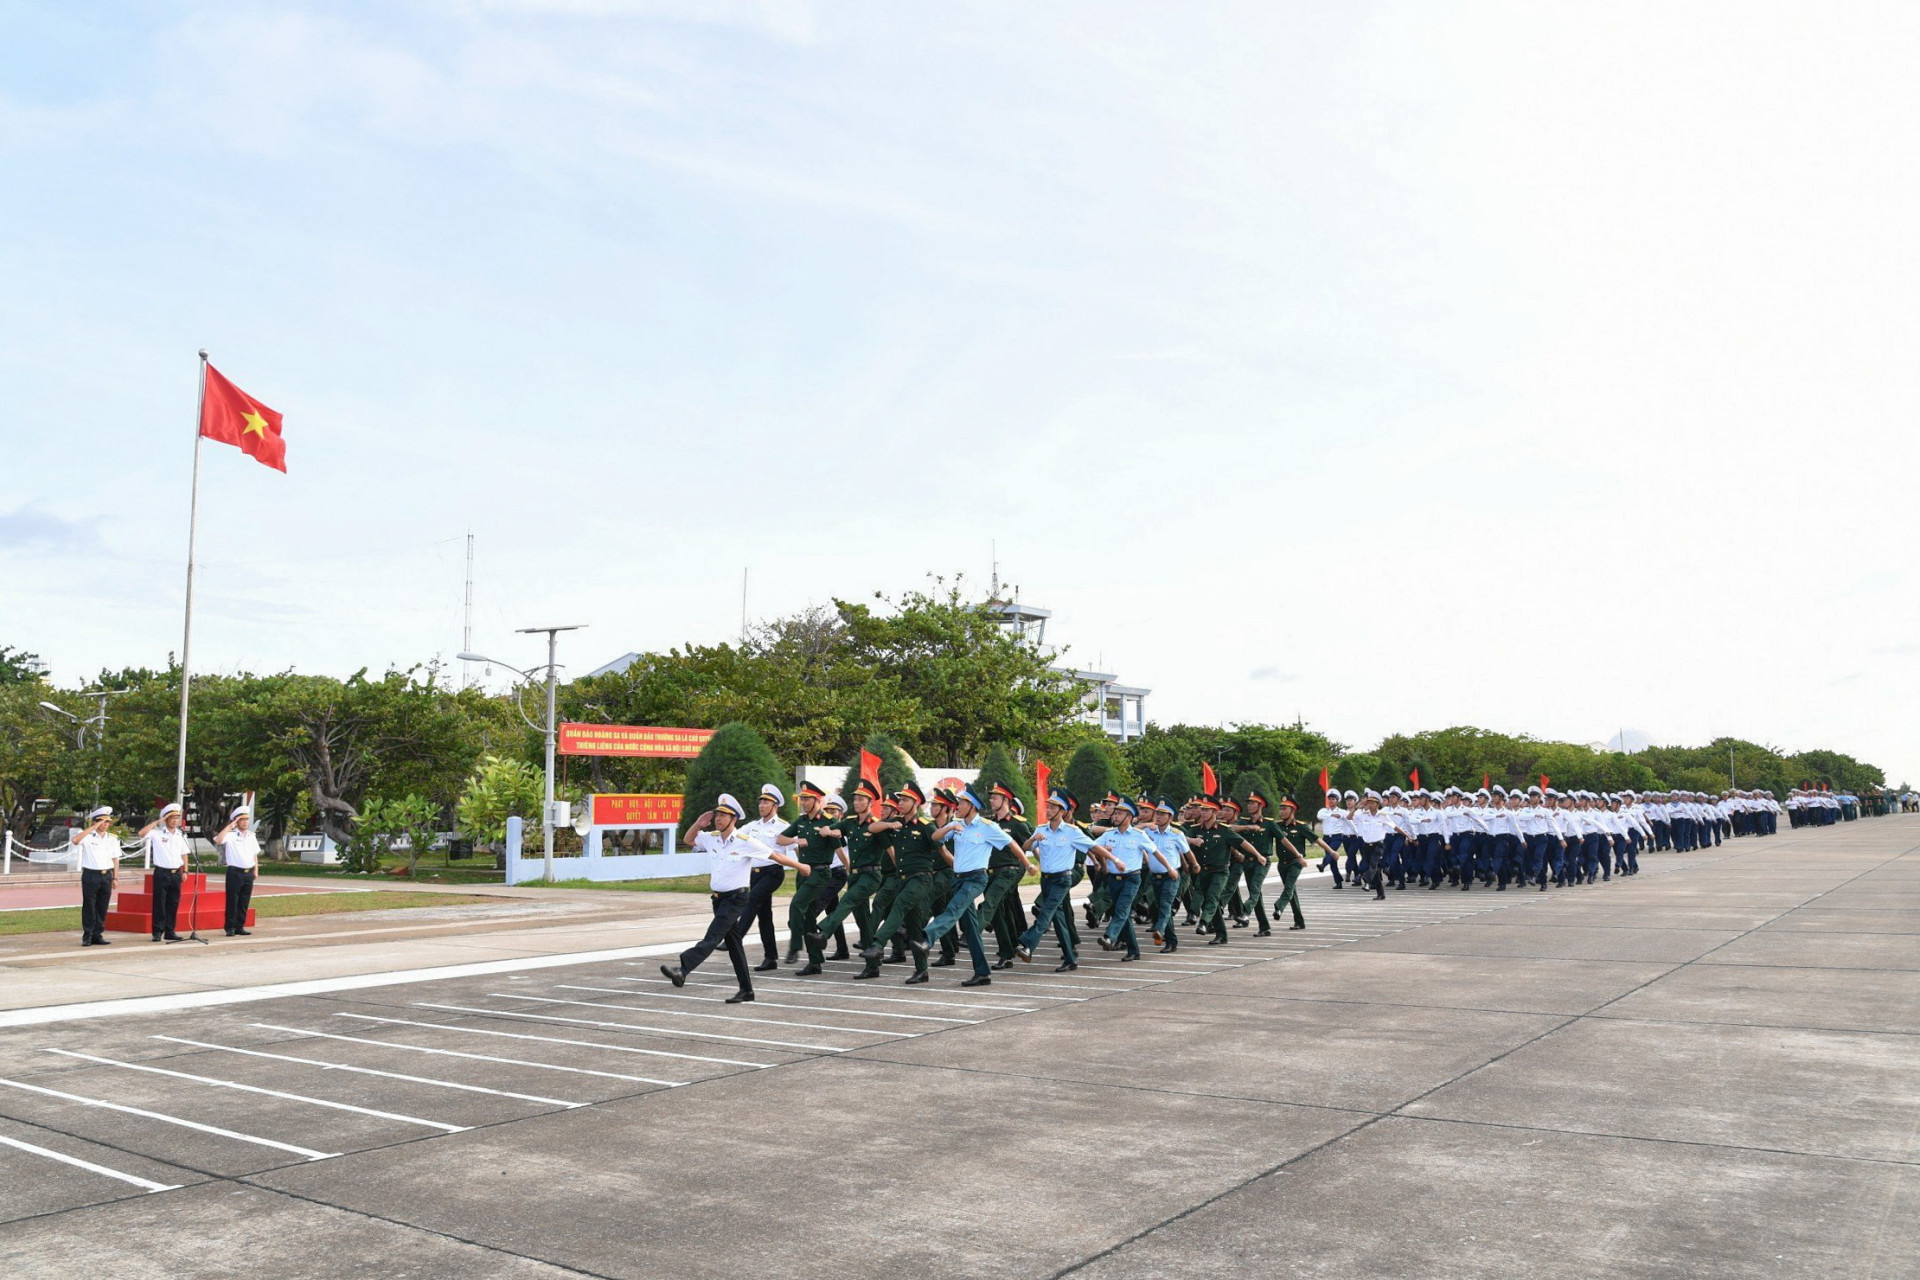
[590,794,685,826]
[559,723,715,758]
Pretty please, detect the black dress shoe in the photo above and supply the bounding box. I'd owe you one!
[1288,923,1306,930]
[753,959,778,972]
[992,959,1014,970]
[854,961,882,980]
[234,929,250,936]
[152,935,164,943]
[164,933,183,941]
[1256,928,1272,937]
[829,949,850,961]
[960,974,992,987]
[931,954,955,968]
[903,971,929,985]
[94,937,111,945]
[1120,953,1140,962]
[796,962,823,976]
[80,938,93,947]
[1158,944,1177,954]
[1054,961,1078,972]
[725,990,755,1004]
[661,963,686,987]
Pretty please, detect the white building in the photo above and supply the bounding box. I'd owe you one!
[986,598,1148,743]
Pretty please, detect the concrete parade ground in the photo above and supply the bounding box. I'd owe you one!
[0,820,1915,1279]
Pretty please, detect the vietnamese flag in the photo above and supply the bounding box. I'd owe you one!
[201,363,287,472]
[1201,761,1218,797]
[859,749,883,800]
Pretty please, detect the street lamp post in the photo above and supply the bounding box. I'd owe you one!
[460,625,584,884]
[39,688,131,809]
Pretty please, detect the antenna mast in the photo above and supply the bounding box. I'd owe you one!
[462,530,475,688]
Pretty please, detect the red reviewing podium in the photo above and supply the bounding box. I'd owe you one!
[104,872,254,935]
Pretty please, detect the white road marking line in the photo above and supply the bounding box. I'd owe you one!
[153,1036,585,1109]
[0,1133,179,1193]
[253,1023,685,1088]
[530,990,920,1038]
[45,1050,465,1134]
[438,1001,858,1053]
[561,983,980,1025]
[621,967,1055,1008]
[387,1010,772,1067]
[0,1077,336,1160]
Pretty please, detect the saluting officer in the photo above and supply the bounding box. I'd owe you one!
[69,806,121,946]
[213,805,260,936]
[138,802,189,942]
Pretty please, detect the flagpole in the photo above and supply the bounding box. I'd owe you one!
[174,350,208,809]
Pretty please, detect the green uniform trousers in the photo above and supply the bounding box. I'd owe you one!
[1239,860,1270,931]
[868,873,938,975]
[788,869,838,961]
[1196,868,1233,940]
[978,866,1025,959]
[1271,861,1305,928]
[809,867,882,961]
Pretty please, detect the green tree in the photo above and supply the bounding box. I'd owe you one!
[0,646,45,685]
[1293,766,1327,815]
[1329,757,1367,797]
[681,722,787,836]
[835,731,918,805]
[0,680,63,837]
[350,794,442,876]
[971,741,1033,813]
[836,581,1087,767]
[1229,767,1278,807]
[456,755,544,848]
[1157,761,1201,805]
[1368,757,1402,794]
[1063,740,1118,808]
[1405,752,1437,791]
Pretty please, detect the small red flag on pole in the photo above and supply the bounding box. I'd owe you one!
[1409,767,1420,789]
[199,363,288,472]
[1540,774,1550,792]
[1036,760,1052,810]
[859,749,882,799]
[1483,772,1490,790]
[1319,766,1329,795]
[1201,762,1218,796]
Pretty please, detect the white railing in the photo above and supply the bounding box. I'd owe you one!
[0,833,144,873]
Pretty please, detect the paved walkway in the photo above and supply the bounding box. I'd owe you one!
[0,819,1913,1278]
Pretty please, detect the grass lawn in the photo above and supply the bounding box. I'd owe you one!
[261,857,504,885]
[0,890,498,937]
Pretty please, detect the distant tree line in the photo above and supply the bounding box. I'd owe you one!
[2,590,1894,852]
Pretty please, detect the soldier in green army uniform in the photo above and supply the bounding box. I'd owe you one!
[926,788,961,967]
[981,784,1036,969]
[1177,797,1205,925]
[857,783,943,984]
[1215,797,1268,931]
[779,782,844,971]
[803,782,892,969]
[1227,790,1287,936]
[1273,795,1325,930]
[1189,797,1263,945]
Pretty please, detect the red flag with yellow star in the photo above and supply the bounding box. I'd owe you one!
[200,363,286,472]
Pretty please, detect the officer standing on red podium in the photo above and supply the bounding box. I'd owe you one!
[214,805,260,936]
[138,802,189,942]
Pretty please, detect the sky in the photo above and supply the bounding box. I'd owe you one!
[3,1,1917,784]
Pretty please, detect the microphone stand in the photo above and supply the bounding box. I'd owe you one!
[182,831,210,946]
